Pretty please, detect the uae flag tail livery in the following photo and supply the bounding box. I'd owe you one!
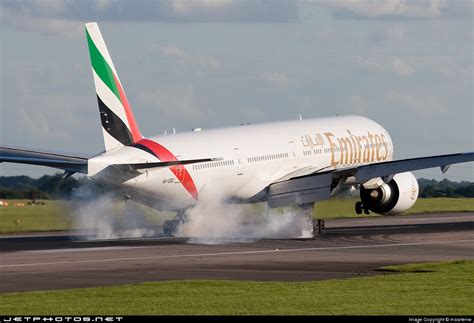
[85,22,143,151]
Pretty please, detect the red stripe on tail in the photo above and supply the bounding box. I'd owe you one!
[113,74,142,143]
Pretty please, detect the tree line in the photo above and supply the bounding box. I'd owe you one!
[0,174,103,200]
[0,174,472,200]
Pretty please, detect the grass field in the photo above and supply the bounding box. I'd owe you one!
[0,260,472,315]
[0,200,72,233]
[316,197,474,218]
[0,198,473,233]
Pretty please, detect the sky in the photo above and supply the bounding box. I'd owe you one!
[0,0,473,181]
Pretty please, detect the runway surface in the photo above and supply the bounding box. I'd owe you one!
[1,212,473,292]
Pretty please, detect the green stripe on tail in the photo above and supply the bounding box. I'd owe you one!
[85,28,121,101]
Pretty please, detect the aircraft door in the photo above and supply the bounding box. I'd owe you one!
[233,148,244,175]
[289,141,298,168]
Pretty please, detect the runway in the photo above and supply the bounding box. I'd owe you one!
[1,212,473,292]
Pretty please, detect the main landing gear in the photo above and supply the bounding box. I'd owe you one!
[163,209,187,237]
[298,203,325,236]
[355,201,370,215]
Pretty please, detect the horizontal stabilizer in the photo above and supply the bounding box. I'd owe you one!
[115,157,223,170]
[0,146,88,174]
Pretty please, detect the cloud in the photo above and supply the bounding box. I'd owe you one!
[358,50,470,78]
[1,7,83,38]
[358,51,416,77]
[384,90,446,115]
[1,61,96,149]
[312,0,472,20]
[171,0,235,15]
[159,45,187,59]
[148,43,222,74]
[137,85,202,120]
[391,57,414,76]
[258,72,291,86]
[0,0,299,37]
[386,25,405,41]
[408,56,472,77]
[350,95,370,114]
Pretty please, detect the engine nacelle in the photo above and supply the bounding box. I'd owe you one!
[360,172,419,215]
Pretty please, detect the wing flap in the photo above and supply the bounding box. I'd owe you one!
[268,173,333,208]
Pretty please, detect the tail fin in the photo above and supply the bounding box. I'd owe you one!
[85,22,142,151]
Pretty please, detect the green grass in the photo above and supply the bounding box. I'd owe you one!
[1,260,472,315]
[403,198,474,215]
[0,200,72,233]
[315,197,474,219]
[0,198,472,233]
[0,199,170,234]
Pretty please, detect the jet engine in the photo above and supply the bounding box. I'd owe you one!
[357,172,419,215]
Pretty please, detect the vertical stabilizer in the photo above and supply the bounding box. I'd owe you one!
[85,22,142,151]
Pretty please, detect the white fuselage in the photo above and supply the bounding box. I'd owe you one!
[88,115,394,211]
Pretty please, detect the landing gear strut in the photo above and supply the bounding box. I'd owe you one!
[163,209,187,237]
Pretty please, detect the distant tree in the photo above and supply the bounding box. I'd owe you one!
[455,184,474,198]
[0,175,473,200]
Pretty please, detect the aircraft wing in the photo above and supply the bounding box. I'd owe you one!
[0,146,89,175]
[267,152,474,208]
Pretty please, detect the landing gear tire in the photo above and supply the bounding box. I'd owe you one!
[163,209,188,237]
[163,220,178,237]
[363,207,370,215]
[355,201,363,215]
[312,219,325,234]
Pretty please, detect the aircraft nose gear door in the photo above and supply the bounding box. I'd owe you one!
[233,147,244,176]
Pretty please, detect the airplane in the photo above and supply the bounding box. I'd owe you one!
[1,22,473,237]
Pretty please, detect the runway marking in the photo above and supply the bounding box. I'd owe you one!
[25,246,146,253]
[1,239,473,269]
[407,216,474,222]
[328,225,418,232]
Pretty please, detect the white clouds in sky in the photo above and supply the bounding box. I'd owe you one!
[258,72,291,86]
[391,57,414,76]
[171,0,234,14]
[384,90,447,115]
[159,45,187,59]
[0,0,298,37]
[0,0,472,180]
[357,47,470,79]
[357,51,416,77]
[312,0,472,20]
